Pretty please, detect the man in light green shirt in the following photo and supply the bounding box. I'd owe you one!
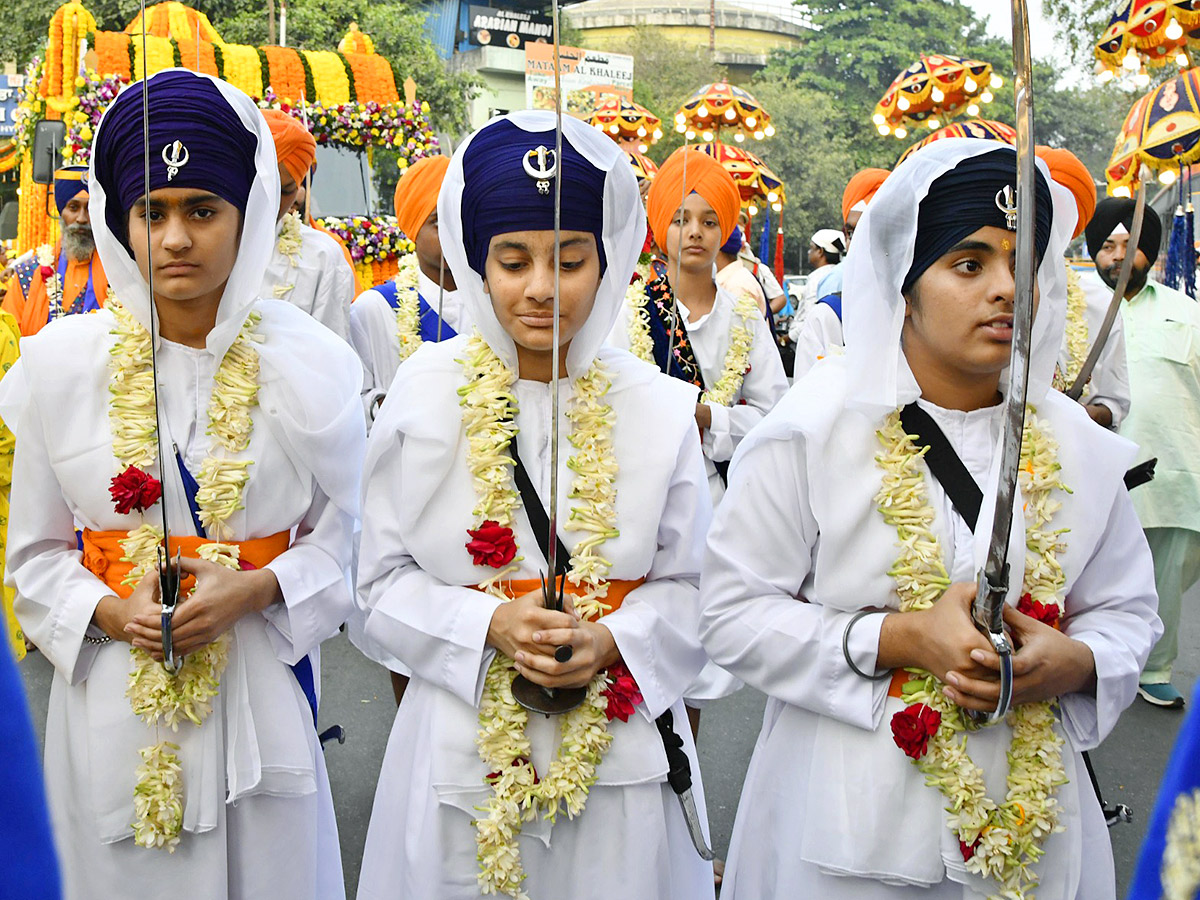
[1088,197,1200,709]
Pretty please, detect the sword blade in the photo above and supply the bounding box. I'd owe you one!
[676,788,716,860]
[970,0,1036,720]
[1066,171,1147,400]
[546,0,564,588]
[436,254,446,342]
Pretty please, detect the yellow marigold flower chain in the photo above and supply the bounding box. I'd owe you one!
[875,405,1069,900]
[108,299,262,852]
[458,333,619,898]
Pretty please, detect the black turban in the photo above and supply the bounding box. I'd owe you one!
[904,147,1054,295]
[1084,197,1163,265]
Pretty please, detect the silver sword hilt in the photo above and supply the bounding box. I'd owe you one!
[158,545,183,673]
[968,565,1014,726]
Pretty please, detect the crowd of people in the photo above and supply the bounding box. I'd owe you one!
[1,63,1199,900]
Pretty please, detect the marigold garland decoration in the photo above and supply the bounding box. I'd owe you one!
[108,299,262,850]
[875,406,1069,899]
[458,333,633,898]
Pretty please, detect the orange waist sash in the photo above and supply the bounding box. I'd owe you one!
[80,528,290,598]
[475,576,646,616]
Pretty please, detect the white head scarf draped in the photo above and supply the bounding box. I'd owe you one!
[841,138,1077,419]
[437,110,646,380]
[87,69,281,365]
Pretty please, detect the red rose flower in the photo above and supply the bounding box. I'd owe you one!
[486,756,538,784]
[1017,592,1061,627]
[890,703,942,760]
[959,837,981,861]
[601,661,644,722]
[39,265,54,280]
[109,466,163,515]
[465,520,517,568]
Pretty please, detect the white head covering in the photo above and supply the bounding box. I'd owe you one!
[437,110,646,380]
[841,138,1077,418]
[87,69,280,363]
[811,228,846,256]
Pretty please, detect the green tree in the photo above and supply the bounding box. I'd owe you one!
[1042,0,1113,69]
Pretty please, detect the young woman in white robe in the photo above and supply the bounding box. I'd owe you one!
[700,140,1162,900]
[354,111,716,900]
[0,70,364,900]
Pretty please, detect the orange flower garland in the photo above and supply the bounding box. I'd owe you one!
[125,2,221,43]
[177,39,219,76]
[342,53,398,104]
[95,32,133,81]
[263,46,307,102]
[303,51,351,104]
[44,3,97,100]
[337,23,375,56]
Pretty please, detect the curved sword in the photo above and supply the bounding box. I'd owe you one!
[968,0,1037,725]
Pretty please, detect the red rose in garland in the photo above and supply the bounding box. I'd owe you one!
[40,266,55,280]
[466,520,517,568]
[109,466,163,515]
[1016,591,1061,628]
[959,837,981,861]
[601,661,643,722]
[890,703,941,759]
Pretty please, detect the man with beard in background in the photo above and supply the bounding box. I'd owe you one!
[1087,196,1200,711]
[4,166,108,336]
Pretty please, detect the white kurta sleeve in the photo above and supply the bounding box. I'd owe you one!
[601,427,711,720]
[4,365,110,685]
[262,488,357,664]
[357,429,504,708]
[310,249,354,341]
[349,292,386,425]
[791,302,844,381]
[1086,314,1131,428]
[700,431,892,731]
[1057,485,1161,749]
[701,311,788,463]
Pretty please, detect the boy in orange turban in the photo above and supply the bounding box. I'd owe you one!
[610,145,787,726]
[259,109,356,340]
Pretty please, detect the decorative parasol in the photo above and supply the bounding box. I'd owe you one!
[896,118,1016,164]
[587,97,663,153]
[1106,65,1200,194]
[627,150,659,184]
[1095,0,1200,85]
[872,54,1003,139]
[673,80,775,143]
[694,143,786,211]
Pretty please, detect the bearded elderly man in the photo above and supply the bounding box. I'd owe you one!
[3,166,108,335]
[1086,197,1200,710]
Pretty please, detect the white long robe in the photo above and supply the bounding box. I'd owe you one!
[349,269,470,424]
[700,359,1161,899]
[792,300,844,380]
[261,219,355,340]
[0,301,364,900]
[1062,269,1131,427]
[354,339,716,900]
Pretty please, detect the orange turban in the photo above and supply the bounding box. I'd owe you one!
[841,167,889,222]
[1035,146,1096,239]
[393,155,450,239]
[646,148,741,247]
[262,109,316,187]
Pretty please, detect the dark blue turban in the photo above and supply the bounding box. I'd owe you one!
[720,225,743,256]
[903,147,1054,295]
[460,118,607,278]
[53,166,89,216]
[92,70,258,255]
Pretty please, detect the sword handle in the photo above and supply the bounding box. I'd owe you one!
[968,566,1015,725]
[159,547,183,673]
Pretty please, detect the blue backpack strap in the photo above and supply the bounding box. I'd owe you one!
[816,292,843,322]
[417,294,457,343]
[374,279,401,310]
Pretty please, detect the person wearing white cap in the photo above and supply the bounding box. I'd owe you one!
[789,228,845,343]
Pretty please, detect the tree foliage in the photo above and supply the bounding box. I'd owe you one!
[0,0,475,132]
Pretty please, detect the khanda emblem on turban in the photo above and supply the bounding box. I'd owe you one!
[995,185,1018,230]
[161,140,190,182]
[523,146,557,195]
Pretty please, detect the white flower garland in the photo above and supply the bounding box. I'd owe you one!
[875,405,1069,899]
[37,243,64,320]
[107,299,262,851]
[625,274,757,407]
[458,332,620,899]
[391,252,423,363]
[271,211,303,298]
[1052,267,1089,393]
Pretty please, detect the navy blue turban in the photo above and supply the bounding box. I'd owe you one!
[92,70,258,255]
[53,166,88,216]
[903,148,1054,295]
[720,225,743,256]
[460,119,607,278]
